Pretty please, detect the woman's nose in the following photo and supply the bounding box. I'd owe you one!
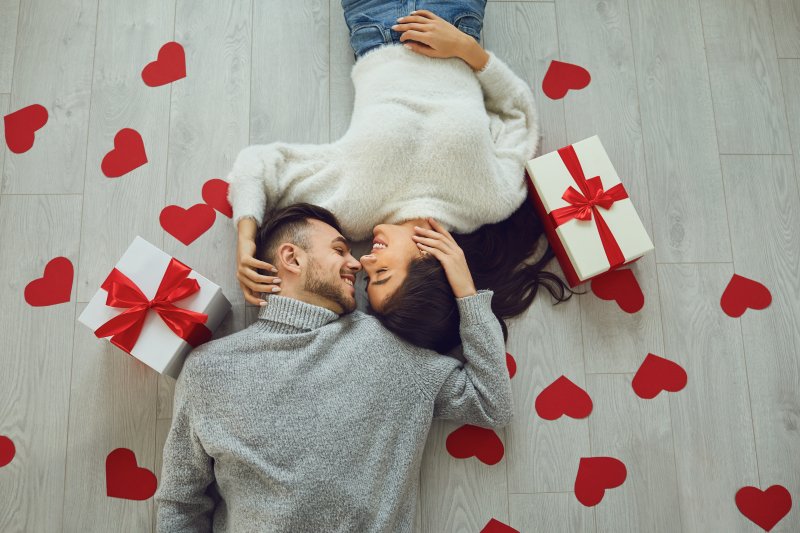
[359,254,376,266]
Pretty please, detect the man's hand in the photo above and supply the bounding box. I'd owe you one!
[392,9,475,60]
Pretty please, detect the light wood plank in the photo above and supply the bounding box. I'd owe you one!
[504,265,590,493]
[509,493,594,533]
[700,0,792,154]
[0,194,81,532]
[629,0,732,263]
[779,59,800,192]
[657,263,760,532]
[0,0,19,93]
[586,373,681,533]
[63,303,157,532]
[721,154,800,533]
[555,0,665,374]
[330,0,356,141]
[2,0,98,193]
[75,0,174,303]
[0,93,9,178]
[155,0,251,417]
[770,0,800,58]
[418,421,510,532]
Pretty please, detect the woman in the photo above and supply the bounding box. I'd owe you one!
[229,2,582,353]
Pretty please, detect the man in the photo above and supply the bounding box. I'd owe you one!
[155,203,513,532]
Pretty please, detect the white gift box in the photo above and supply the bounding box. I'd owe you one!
[524,135,654,286]
[78,236,231,378]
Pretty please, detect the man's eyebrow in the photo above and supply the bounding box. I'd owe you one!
[372,275,392,286]
[331,236,350,249]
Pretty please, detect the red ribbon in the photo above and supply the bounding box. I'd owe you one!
[548,144,629,268]
[93,257,212,353]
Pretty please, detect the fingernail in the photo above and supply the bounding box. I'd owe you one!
[273,278,282,283]
[272,286,281,292]
[259,301,267,306]
[272,268,278,273]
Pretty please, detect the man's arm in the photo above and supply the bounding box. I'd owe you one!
[402,290,514,429]
[154,362,216,532]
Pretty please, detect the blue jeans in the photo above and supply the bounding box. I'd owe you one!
[342,0,487,60]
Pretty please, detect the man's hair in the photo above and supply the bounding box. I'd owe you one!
[255,203,343,265]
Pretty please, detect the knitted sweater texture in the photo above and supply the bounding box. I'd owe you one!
[154,290,513,532]
[226,43,540,239]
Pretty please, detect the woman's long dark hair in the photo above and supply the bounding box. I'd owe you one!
[373,197,587,353]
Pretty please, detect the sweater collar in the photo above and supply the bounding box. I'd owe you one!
[256,295,340,332]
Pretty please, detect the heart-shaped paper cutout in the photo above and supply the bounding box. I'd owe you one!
[141,41,186,87]
[632,353,687,399]
[720,273,772,318]
[535,375,592,420]
[446,424,505,465]
[101,128,148,178]
[506,352,517,379]
[591,268,644,313]
[480,518,520,533]
[542,60,591,100]
[574,456,627,507]
[202,178,233,218]
[735,485,792,531]
[160,203,216,245]
[24,257,73,306]
[105,448,158,500]
[4,104,49,153]
[0,435,16,467]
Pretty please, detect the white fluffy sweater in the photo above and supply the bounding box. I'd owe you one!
[226,43,539,240]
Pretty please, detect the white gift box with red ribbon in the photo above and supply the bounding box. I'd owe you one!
[524,135,654,287]
[78,236,232,378]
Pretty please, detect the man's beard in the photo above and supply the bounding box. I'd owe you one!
[303,257,356,314]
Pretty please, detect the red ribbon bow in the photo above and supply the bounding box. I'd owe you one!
[93,257,212,353]
[548,144,629,268]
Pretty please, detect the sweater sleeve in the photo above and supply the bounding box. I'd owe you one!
[406,290,514,429]
[155,361,215,532]
[475,51,540,204]
[225,141,340,228]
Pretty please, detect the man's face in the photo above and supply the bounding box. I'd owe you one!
[300,219,362,314]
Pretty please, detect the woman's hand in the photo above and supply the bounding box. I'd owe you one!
[237,237,281,305]
[393,9,474,60]
[412,218,478,298]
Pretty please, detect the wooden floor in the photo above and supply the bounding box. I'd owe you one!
[1,0,798,531]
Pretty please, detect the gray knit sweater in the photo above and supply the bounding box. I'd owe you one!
[154,290,513,532]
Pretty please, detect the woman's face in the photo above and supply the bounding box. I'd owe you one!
[359,221,430,312]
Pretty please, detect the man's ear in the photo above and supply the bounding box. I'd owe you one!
[276,243,303,275]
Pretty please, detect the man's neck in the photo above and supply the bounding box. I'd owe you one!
[274,285,341,315]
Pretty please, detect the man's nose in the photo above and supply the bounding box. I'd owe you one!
[347,256,363,272]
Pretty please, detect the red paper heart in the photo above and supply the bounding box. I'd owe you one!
[535,375,592,420]
[720,273,772,318]
[506,352,517,379]
[591,268,644,313]
[735,485,792,531]
[574,456,627,507]
[202,178,233,218]
[106,448,157,500]
[141,41,186,87]
[101,128,148,178]
[542,60,591,100]
[160,203,216,245]
[480,518,520,533]
[632,353,687,400]
[0,435,16,467]
[4,104,48,153]
[446,424,505,465]
[24,257,73,306]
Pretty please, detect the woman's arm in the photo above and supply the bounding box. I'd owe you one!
[459,37,490,72]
